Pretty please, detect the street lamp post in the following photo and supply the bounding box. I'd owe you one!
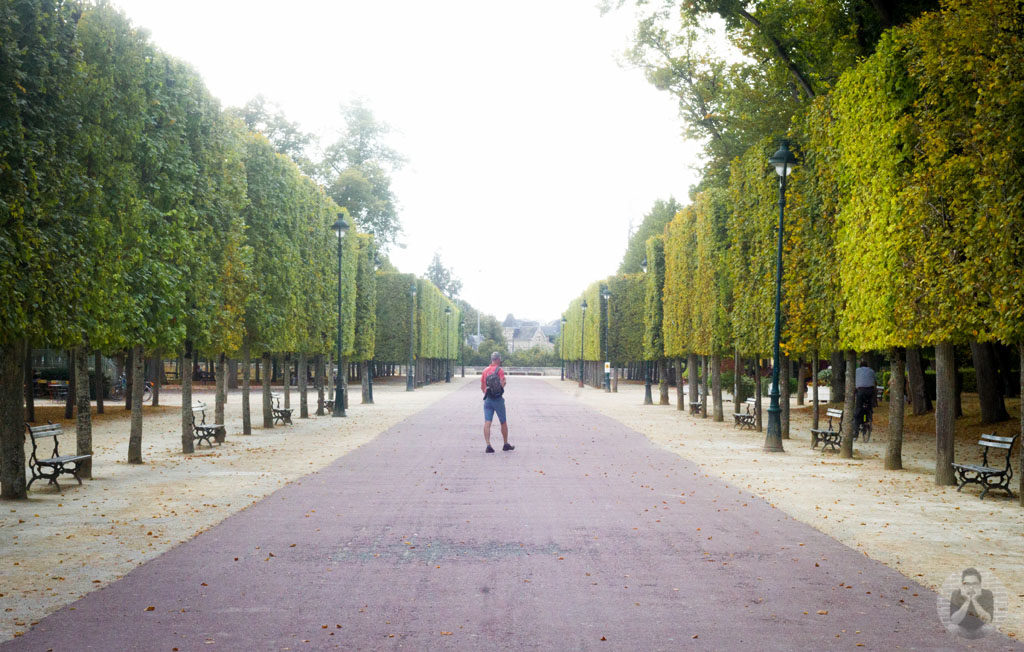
[331,213,349,417]
[406,281,416,392]
[444,306,452,382]
[641,255,653,405]
[560,316,567,380]
[601,288,611,392]
[764,139,797,453]
[579,299,588,388]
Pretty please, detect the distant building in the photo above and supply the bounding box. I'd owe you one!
[501,314,559,353]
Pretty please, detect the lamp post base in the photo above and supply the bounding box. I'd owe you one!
[763,399,784,452]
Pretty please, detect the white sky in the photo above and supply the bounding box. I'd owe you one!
[111,0,703,324]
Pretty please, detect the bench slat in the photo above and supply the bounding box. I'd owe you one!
[980,441,1012,449]
[980,434,1015,443]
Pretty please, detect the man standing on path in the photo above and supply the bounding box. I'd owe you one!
[481,351,513,453]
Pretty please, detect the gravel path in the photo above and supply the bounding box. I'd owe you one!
[3,380,1014,650]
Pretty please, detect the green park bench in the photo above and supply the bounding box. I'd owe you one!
[952,433,1019,500]
[26,423,91,491]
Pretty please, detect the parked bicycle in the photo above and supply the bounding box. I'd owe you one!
[109,374,153,403]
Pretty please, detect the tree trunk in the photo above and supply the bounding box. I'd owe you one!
[151,350,161,407]
[688,353,699,409]
[241,342,252,435]
[970,341,1010,423]
[812,350,820,434]
[327,353,335,400]
[227,358,239,389]
[124,348,133,412]
[299,353,309,418]
[643,360,653,405]
[1,340,27,499]
[93,351,104,415]
[711,354,723,421]
[796,357,805,406]
[754,359,763,432]
[830,350,845,404]
[613,366,618,392]
[658,360,669,405]
[215,353,226,443]
[701,356,709,418]
[781,354,790,439]
[24,346,35,423]
[181,342,194,455]
[64,349,74,419]
[262,352,273,429]
[361,360,371,403]
[934,342,957,485]
[282,355,291,410]
[127,344,145,464]
[885,347,905,470]
[906,347,931,414]
[840,350,857,459]
[675,358,685,410]
[73,347,93,478]
[734,351,745,412]
[315,354,325,416]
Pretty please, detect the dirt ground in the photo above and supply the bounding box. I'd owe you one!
[548,376,1024,640]
[0,376,471,641]
[2,374,1023,642]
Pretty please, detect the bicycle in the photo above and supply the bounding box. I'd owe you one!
[109,374,153,403]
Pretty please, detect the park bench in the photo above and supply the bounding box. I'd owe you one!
[190,401,225,448]
[951,433,1019,500]
[25,423,91,491]
[689,400,702,415]
[270,393,293,425]
[811,408,844,452]
[732,397,757,429]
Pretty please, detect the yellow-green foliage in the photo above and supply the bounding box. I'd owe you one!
[898,0,1024,346]
[415,278,460,359]
[663,205,698,358]
[607,274,645,363]
[691,188,733,356]
[727,138,778,357]
[828,34,915,351]
[374,272,417,362]
[562,281,605,362]
[643,236,665,360]
[784,100,841,358]
[352,234,377,362]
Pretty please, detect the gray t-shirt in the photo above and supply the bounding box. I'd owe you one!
[855,365,876,389]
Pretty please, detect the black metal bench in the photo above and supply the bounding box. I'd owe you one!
[190,401,224,447]
[952,433,1018,499]
[732,397,756,429]
[270,393,293,425]
[811,407,843,452]
[689,401,702,415]
[26,423,91,491]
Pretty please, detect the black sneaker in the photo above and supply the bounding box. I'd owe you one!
[502,443,515,451]
[485,445,495,453]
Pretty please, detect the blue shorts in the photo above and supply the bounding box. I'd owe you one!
[483,396,506,424]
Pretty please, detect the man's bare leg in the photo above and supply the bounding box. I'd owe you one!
[500,422,509,445]
[483,420,492,448]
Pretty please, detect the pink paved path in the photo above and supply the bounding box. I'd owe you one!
[4,380,1017,650]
